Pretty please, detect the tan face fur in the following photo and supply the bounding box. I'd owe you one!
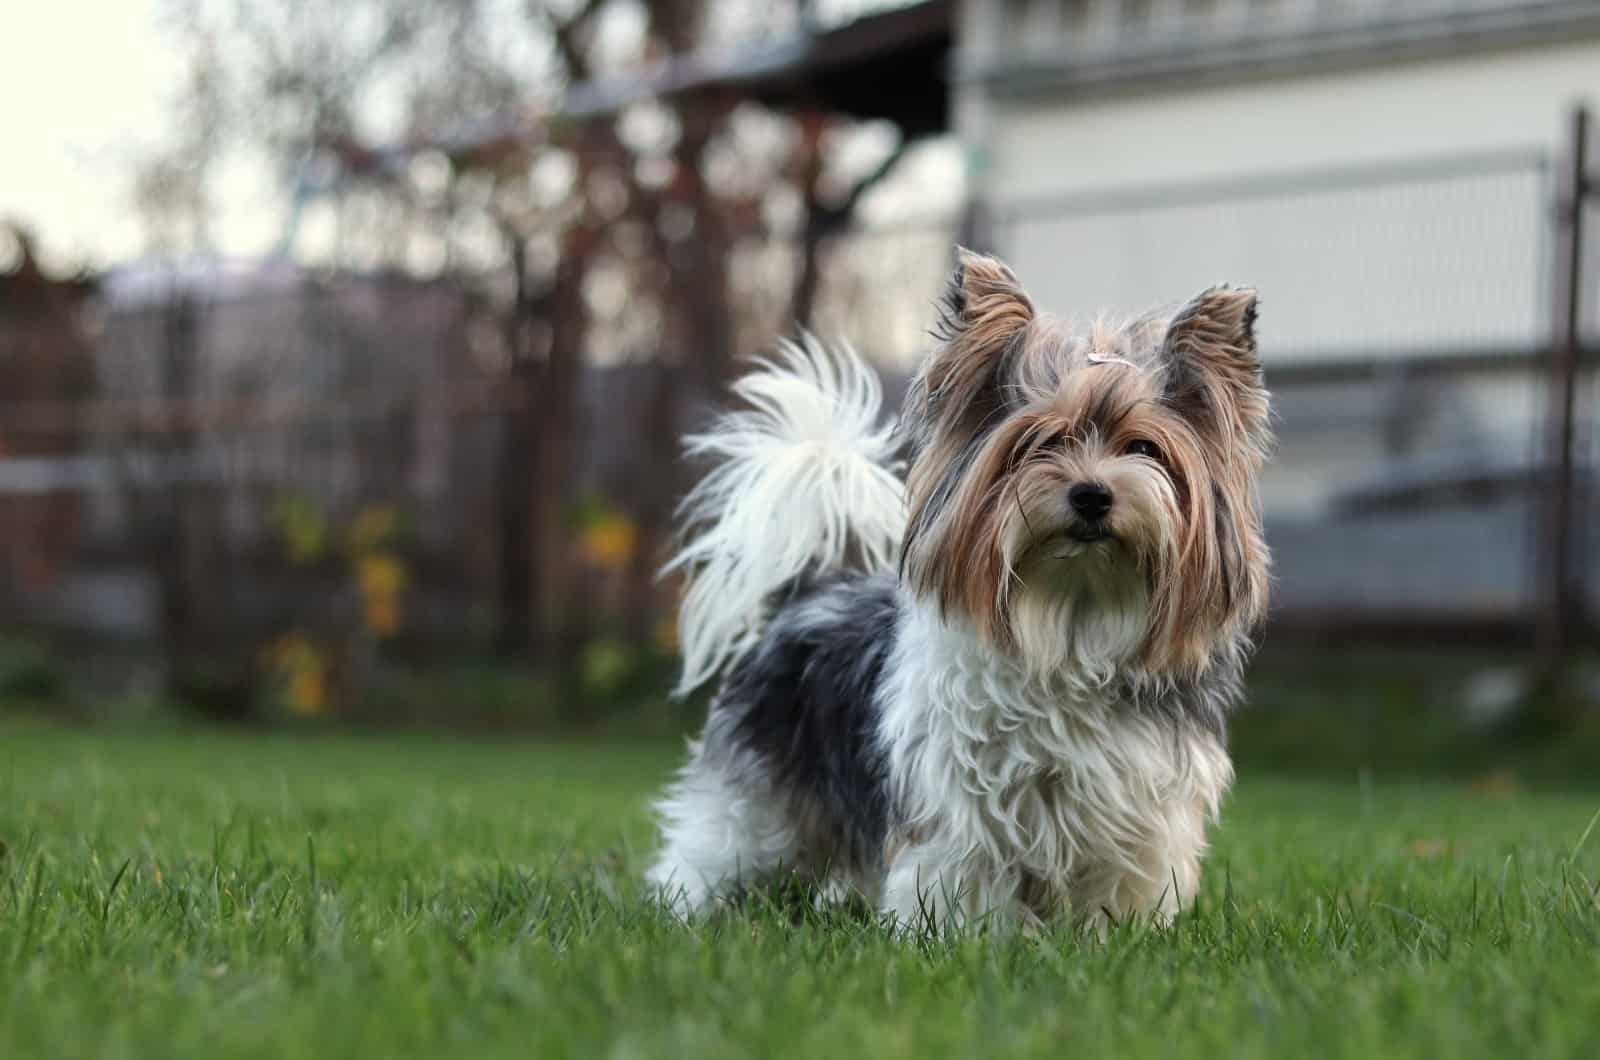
[901,250,1272,679]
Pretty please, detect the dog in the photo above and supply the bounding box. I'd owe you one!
[647,249,1270,933]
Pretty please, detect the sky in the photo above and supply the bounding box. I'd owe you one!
[5,0,300,275]
[1,0,950,277]
[4,1,185,272]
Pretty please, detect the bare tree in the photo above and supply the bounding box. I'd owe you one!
[131,0,930,705]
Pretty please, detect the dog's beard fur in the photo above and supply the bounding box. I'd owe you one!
[902,250,1271,681]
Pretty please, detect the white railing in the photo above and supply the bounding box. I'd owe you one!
[997,0,1569,61]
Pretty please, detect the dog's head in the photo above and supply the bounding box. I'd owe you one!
[900,249,1271,680]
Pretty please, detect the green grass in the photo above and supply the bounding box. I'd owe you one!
[3,720,1600,1059]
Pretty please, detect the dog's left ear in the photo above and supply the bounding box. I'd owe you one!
[1161,286,1269,454]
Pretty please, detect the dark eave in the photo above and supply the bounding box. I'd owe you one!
[565,0,953,136]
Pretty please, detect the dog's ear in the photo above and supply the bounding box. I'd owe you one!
[1161,286,1269,455]
[933,248,1034,352]
[917,249,1034,440]
[901,249,1034,630]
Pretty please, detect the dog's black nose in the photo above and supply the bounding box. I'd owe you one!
[1068,482,1113,520]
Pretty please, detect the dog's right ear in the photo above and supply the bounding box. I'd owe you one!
[901,249,1035,628]
[932,248,1033,359]
[919,249,1034,436]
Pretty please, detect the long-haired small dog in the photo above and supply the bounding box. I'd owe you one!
[648,249,1270,933]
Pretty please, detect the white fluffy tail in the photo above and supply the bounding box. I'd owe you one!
[665,336,905,695]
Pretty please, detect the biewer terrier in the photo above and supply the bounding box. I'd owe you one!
[648,249,1270,933]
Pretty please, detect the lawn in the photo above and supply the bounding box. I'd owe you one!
[3,720,1600,1059]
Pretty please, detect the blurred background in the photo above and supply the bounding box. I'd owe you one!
[2,0,1597,760]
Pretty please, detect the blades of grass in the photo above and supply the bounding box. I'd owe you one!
[1468,874,1481,936]
[100,857,132,927]
[1222,861,1235,943]
[1376,902,1449,960]
[244,813,256,864]
[302,834,318,952]
[1497,853,1514,942]
[2,827,39,913]
[271,881,293,919]
[11,855,46,967]
[1568,805,1600,865]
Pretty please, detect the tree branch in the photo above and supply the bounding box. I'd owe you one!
[536,0,609,81]
[812,135,914,236]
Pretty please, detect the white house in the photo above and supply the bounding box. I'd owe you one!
[954,0,1597,357]
[947,0,1600,612]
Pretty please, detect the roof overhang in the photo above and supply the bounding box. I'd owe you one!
[565,0,953,136]
[966,0,1600,102]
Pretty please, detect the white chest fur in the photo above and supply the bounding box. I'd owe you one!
[877,598,1232,922]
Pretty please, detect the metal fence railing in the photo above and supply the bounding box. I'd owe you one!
[1,112,1595,698]
[986,133,1595,652]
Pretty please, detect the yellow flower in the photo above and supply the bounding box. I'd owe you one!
[581,514,637,570]
[264,634,330,716]
[357,553,408,636]
[272,495,327,565]
[288,667,329,716]
[364,595,402,637]
[357,553,409,598]
[347,504,400,554]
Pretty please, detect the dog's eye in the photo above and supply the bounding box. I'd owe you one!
[1124,439,1162,462]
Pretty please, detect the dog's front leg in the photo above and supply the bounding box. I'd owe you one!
[880,838,1029,935]
[880,835,974,935]
[1070,801,1210,931]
